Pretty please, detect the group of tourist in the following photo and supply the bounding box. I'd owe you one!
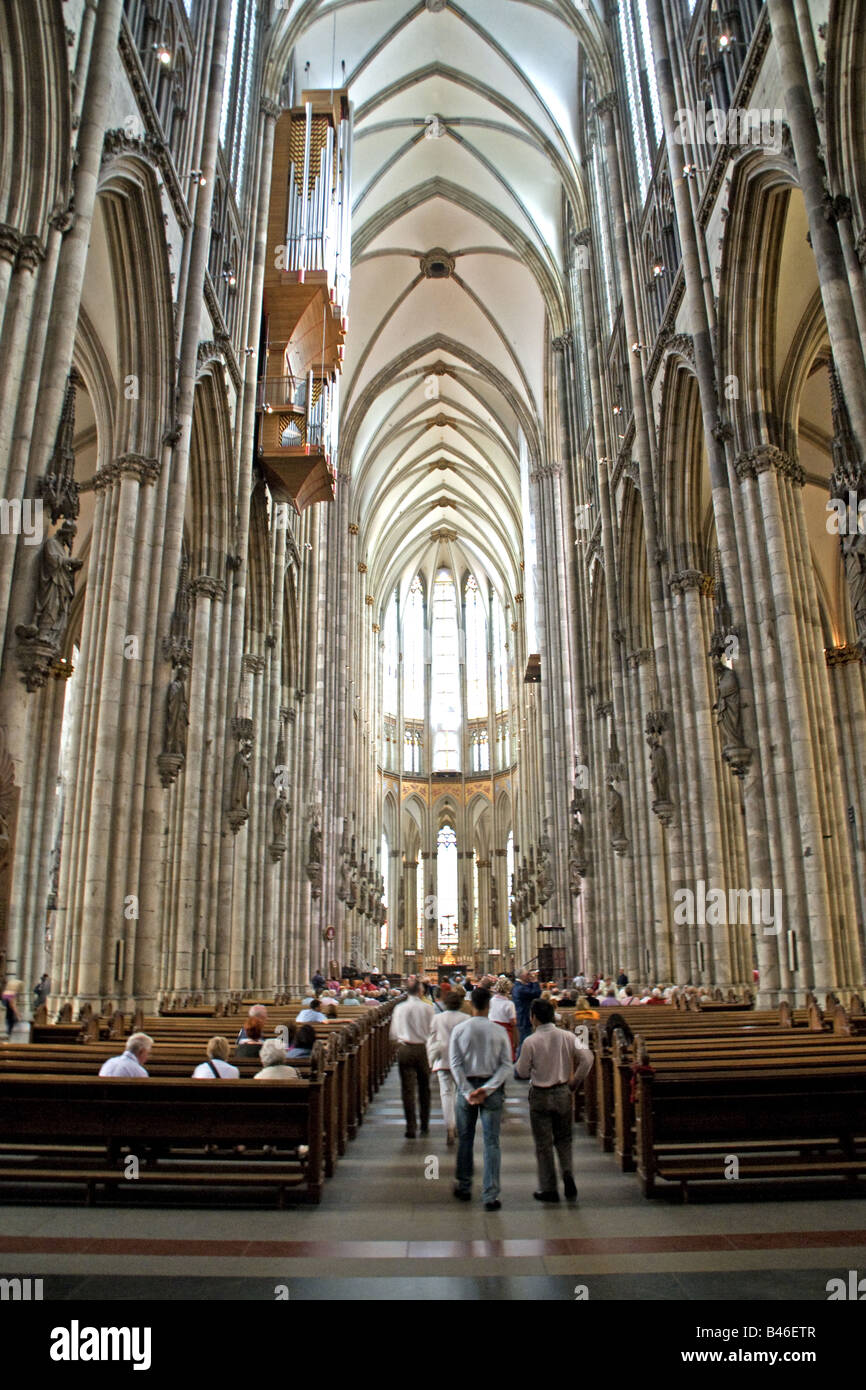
[390,974,594,1210]
[574,969,722,1008]
[98,1003,322,1081]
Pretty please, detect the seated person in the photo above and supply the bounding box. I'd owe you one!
[296,998,327,1022]
[192,1036,240,1078]
[254,1038,300,1079]
[237,1003,268,1044]
[286,1023,316,1058]
[320,1001,338,1019]
[235,1017,264,1058]
[599,988,619,1006]
[99,1031,153,1076]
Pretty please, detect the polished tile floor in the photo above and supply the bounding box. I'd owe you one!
[2,1069,864,1300]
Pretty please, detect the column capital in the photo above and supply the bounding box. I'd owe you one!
[0,223,21,265]
[16,235,45,271]
[825,643,864,666]
[573,227,592,247]
[668,568,712,596]
[189,575,226,601]
[529,462,562,482]
[242,653,266,676]
[735,444,804,486]
[260,98,282,122]
[626,648,653,669]
[92,454,160,490]
[552,330,573,354]
[595,91,618,119]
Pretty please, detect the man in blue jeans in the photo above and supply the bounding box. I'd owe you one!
[449,987,513,1210]
[511,970,541,1051]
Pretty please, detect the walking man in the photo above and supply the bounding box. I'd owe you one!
[390,979,432,1137]
[514,999,594,1202]
[449,987,512,1211]
[511,969,541,1051]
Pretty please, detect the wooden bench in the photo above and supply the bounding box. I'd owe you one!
[612,1027,866,1174]
[633,1059,866,1198]
[0,1063,327,1205]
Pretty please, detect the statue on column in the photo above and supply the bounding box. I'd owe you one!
[33,520,82,646]
[645,710,674,825]
[165,668,189,756]
[16,521,83,689]
[607,779,628,854]
[228,731,253,830]
[306,808,323,899]
[490,870,499,930]
[568,785,587,895]
[269,791,289,861]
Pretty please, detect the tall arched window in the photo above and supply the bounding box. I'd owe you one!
[403,576,424,721]
[380,833,389,951]
[618,0,663,204]
[416,859,425,952]
[464,575,488,719]
[382,592,398,716]
[492,590,509,714]
[437,825,459,949]
[506,831,516,950]
[431,569,460,771]
[219,0,259,195]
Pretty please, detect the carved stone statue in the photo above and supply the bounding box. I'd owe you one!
[712,654,743,748]
[490,872,499,930]
[338,856,350,902]
[229,737,252,814]
[165,669,189,756]
[527,849,538,912]
[843,538,866,648]
[650,738,669,803]
[272,792,289,841]
[607,781,625,841]
[308,812,322,866]
[18,520,82,650]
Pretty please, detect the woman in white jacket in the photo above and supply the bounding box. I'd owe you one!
[427,989,468,1146]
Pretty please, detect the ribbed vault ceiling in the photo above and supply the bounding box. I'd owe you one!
[268,0,609,609]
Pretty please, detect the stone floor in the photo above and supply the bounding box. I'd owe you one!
[2,1068,865,1301]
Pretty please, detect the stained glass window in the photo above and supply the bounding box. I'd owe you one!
[618,0,664,204]
[437,825,459,948]
[403,576,424,720]
[431,569,460,771]
[465,575,488,719]
[383,592,398,716]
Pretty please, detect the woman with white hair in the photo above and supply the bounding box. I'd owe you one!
[254,1038,300,1079]
[426,988,467,1146]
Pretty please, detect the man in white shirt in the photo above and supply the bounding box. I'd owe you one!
[98,1032,153,1077]
[390,980,433,1137]
[448,987,512,1210]
[296,1001,327,1023]
[514,999,594,1202]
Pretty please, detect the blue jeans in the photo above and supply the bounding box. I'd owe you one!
[455,1086,505,1202]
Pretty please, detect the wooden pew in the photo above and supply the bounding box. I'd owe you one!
[0,1051,327,1205]
[633,1057,866,1198]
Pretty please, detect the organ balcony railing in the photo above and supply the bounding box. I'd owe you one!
[256,372,338,512]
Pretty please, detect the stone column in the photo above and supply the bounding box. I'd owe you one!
[763,0,866,450]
